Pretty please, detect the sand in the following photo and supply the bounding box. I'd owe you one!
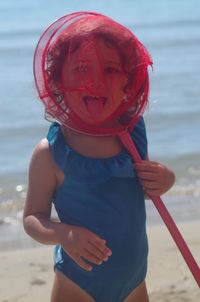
[146,222,200,302]
[0,222,199,302]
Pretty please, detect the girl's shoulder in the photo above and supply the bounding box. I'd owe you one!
[29,139,58,187]
[31,138,54,167]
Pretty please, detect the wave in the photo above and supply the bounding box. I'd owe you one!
[146,37,200,49]
[128,18,200,30]
[0,28,42,38]
[0,47,34,56]
[145,110,200,125]
[1,19,200,35]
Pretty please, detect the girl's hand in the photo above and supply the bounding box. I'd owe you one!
[58,224,112,271]
[134,160,175,197]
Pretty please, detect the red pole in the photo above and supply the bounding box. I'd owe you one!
[119,130,200,287]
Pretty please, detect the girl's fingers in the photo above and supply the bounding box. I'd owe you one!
[145,189,162,196]
[87,241,109,261]
[73,254,93,271]
[135,171,157,180]
[82,249,103,265]
[90,233,106,245]
[134,162,159,173]
[140,180,159,190]
[88,236,112,256]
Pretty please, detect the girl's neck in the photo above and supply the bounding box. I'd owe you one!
[61,126,123,158]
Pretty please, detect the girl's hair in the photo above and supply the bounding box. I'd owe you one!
[45,15,151,105]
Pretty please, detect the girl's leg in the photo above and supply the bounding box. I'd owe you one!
[50,269,95,302]
[123,281,149,302]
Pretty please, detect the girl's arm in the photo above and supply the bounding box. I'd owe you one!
[134,154,175,197]
[23,140,111,271]
[23,139,66,245]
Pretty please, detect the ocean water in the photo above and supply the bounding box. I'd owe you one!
[0,0,200,250]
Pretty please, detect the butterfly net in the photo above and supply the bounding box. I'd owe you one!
[34,11,153,135]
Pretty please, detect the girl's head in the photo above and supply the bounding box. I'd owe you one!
[34,12,152,134]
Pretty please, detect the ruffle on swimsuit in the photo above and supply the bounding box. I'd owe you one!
[47,117,147,185]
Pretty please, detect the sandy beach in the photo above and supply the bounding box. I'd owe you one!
[0,222,199,302]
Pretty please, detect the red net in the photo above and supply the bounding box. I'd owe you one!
[34,11,153,135]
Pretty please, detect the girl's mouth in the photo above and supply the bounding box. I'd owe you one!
[83,96,107,117]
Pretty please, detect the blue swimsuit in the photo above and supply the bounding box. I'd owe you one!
[47,117,148,302]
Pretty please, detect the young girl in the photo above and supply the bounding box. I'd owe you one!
[23,12,175,302]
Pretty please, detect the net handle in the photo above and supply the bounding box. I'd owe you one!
[119,130,200,288]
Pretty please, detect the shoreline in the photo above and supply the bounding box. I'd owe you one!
[0,216,199,252]
[0,197,199,252]
[0,222,200,302]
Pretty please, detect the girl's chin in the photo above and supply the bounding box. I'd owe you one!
[73,108,111,125]
[78,115,120,128]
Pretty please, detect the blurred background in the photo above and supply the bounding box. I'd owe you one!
[0,0,200,251]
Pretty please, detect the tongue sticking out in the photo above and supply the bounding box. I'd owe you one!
[83,96,106,118]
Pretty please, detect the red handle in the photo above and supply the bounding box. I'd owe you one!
[119,130,200,287]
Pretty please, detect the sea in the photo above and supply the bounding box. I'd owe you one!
[0,0,200,251]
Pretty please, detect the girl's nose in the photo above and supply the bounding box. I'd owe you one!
[87,80,105,95]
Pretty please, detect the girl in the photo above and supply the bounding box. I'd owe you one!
[23,12,175,302]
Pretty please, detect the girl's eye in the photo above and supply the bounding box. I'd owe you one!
[105,66,120,74]
[78,65,88,73]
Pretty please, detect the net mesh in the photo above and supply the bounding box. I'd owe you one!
[34,11,153,135]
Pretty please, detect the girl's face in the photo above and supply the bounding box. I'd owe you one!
[62,38,128,125]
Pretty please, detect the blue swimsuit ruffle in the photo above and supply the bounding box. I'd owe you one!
[47,118,147,184]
